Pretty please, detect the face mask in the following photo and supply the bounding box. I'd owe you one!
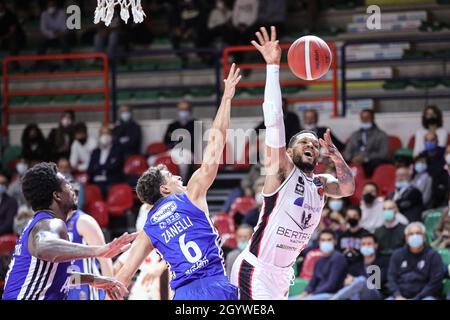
[16,163,28,175]
[303,124,316,130]
[320,241,334,254]
[360,246,375,257]
[395,180,409,190]
[383,209,395,222]
[238,241,248,251]
[99,134,112,147]
[424,117,439,127]
[347,218,359,228]
[120,112,131,122]
[178,110,191,123]
[328,199,343,212]
[255,193,264,206]
[360,122,372,130]
[0,184,6,194]
[362,193,376,205]
[424,142,436,151]
[414,162,427,173]
[61,117,72,128]
[407,234,424,248]
[446,153,450,165]
[78,137,87,145]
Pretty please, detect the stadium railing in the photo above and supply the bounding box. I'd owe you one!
[340,35,450,116]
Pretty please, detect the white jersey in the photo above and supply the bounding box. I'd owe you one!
[248,167,325,268]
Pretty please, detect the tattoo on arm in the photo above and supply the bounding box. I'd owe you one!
[325,159,355,197]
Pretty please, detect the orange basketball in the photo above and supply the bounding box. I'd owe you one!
[287,35,332,80]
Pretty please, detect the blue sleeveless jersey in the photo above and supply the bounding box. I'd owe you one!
[2,211,71,300]
[143,193,226,290]
[66,210,105,300]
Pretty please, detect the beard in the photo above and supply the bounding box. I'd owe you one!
[292,153,317,173]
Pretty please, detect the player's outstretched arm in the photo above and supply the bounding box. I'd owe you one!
[115,231,154,297]
[77,214,114,277]
[68,273,128,300]
[29,219,138,263]
[187,63,241,209]
[318,128,355,198]
[251,26,293,192]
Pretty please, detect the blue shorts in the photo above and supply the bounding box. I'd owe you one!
[66,285,105,300]
[173,275,238,300]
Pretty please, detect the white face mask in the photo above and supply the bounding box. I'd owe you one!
[16,163,28,175]
[99,134,112,147]
[255,193,264,206]
[303,124,316,130]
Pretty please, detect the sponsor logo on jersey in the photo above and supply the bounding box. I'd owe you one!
[275,243,298,251]
[276,226,312,242]
[294,197,304,207]
[151,201,178,224]
[161,216,194,243]
[185,256,209,275]
[303,203,322,213]
[313,177,325,199]
[284,210,314,231]
[294,177,305,196]
[14,244,22,256]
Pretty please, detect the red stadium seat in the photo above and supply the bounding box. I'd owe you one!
[228,196,257,221]
[86,200,109,228]
[388,135,402,158]
[106,184,134,216]
[372,164,397,196]
[408,135,415,150]
[212,212,237,249]
[83,184,103,209]
[146,142,168,157]
[124,155,148,176]
[153,153,180,176]
[348,163,368,205]
[299,248,324,280]
[0,234,18,256]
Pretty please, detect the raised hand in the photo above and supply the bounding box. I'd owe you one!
[222,63,242,100]
[90,275,129,300]
[319,128,341,162]
[97,232,139,259]
[251,26,281,65]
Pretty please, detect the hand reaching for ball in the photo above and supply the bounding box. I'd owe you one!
[251,26,281,65]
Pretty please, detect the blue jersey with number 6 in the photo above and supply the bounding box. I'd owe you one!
[143,193,226,290]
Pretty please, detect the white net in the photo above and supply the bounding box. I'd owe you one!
[94,0,146,26]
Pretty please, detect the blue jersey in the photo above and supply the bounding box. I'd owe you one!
[143,193,226,290]
[66,210,105,300]
[2,211,71,300]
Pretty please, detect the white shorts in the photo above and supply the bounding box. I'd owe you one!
[230,250,295,300]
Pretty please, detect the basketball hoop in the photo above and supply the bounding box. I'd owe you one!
[94,0,146,26]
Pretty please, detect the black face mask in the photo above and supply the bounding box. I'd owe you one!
[78,138,87,145]
[363,193,376,205]
[347,218,359,227]
[424,117,439,127]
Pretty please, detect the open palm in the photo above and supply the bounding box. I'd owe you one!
[251,26,282,65]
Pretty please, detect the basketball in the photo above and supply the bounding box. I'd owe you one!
[287,35,332,80]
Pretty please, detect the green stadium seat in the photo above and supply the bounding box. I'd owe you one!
[117,92,134,101]
[437,248,450,266]
[282,85,305,94]
[161,89,185,99]
[443,279,450,296]
[411,80,439,89]
[79,94,104,102]
[424,211,442,243]
[383,80,409,90]
[157,61,183,70]
[28,95,53,104]
[131,63,158,71]
[289,278,309,297]
[53,94,79,103]
[441,79,450,87]
[403,50,426,59]
[117,64,131,72]
[432,50,450,59]
[1,145,22,173]
[134,91,160,100]
[190,88,215,97]
[9,96,28,105]
[247,87,265,96]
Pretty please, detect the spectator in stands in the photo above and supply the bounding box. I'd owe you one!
[21,123,49,165]
[56,157,73,181]
[413,105,448,157]
[434,202,450,240]
[255,98,301,146]
[225,224,253,277]
[37,0,71,65]
[257,0,286,37]
[334,233,388,300]
[70,122,97,173]
[417,131,448,209]
[375,200,407,259]
[393,148,414,168]
[113,105,142,157]
[302,109,344,151]
[243,177,265,227]
[0,0,26,68]
[387,222,445,300]
[0,174,18,236]
[360,182,384,233]
[338,205,370,270]
[205,0,232,47]
[88,123,124,196]
[94,16,121,58]
[7,159,27,207]
[431,226,450,250]
[343,109,389,177]
[320,198,346,238]
[411,154,433,209]
[298,229,348,300]
[123,0,153,49]
[47,110,75,161]
[387,166,423,223]
[13,204,34,236]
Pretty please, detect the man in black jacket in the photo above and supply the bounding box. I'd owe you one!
[387,166,423,222]
[113,105,142,157]
[387,222,445,300]
[0,174,18,236]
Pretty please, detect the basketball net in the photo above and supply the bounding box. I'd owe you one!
[94,0,146,26]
